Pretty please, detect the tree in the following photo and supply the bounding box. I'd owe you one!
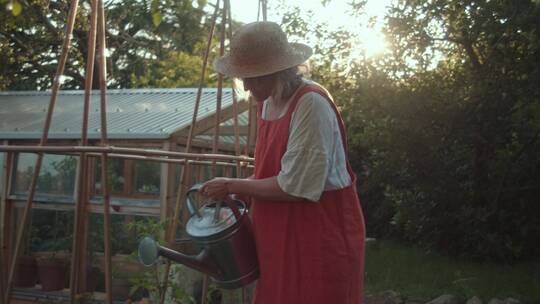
[0,0,211,90]
[279,0,540,261]
[345,0,540,261]
[372,0,540,261]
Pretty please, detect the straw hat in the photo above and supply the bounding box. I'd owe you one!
[213,21,312,78]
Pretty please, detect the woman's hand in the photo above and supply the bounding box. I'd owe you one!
[201,176,302,202]
[200,177,231,200]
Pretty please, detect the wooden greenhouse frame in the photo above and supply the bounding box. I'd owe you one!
[0,0,269,303]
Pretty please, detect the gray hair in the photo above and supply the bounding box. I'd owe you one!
[271,66,304,102]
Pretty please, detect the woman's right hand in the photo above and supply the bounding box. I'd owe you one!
[200,177,231,200]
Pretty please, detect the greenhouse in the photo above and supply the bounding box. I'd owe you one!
[0,88,254,303]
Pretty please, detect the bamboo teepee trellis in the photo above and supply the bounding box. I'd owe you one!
[0,0,270,303]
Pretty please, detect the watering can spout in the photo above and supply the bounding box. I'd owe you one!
[138,236,222,278]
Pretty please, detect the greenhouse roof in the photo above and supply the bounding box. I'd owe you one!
[0,88,247,140]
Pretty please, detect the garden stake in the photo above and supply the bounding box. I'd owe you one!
[0,146,12,304]
[82,153,253,168]
[0,145,253,163]
[160,1,221,304]
[3,1,80,302]
[98,1,113,302]
[212,0,227,175]
[225,0,243,176]
[184,0,220,153]
[69,0,98,301]
[203,2,229,301]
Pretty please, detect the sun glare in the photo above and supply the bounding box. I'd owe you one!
[228,0,392,60]
[359,30,388,57]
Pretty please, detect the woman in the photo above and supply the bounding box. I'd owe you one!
[201,21,365,304]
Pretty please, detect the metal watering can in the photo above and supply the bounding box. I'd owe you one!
[138,184,259,289]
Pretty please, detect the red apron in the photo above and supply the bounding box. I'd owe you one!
[252,84,366,304]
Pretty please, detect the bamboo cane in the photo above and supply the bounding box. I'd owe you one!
[205,2,227,301]
[5,150,254,168]
[160,164,191,304]
[160,1,221,303]
[162,0,220,283]
[0,145,254,163]
[225,8,249,302]
[201,6,228,301]
[261,0,267,21]
[72,150,90,295]
[3,1,80,302]
[212,0,227,175]
[257,0,260,21]
[84,152,253,168]
[97,1,113,302]
[185,0,221,153]
[225,0,243,177]
[69,0,98,301]
[0,150,13,304]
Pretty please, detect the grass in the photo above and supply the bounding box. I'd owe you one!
[364,240,540,303]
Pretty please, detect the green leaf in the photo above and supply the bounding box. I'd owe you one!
[11,0,22,16]
[152,12,162,27]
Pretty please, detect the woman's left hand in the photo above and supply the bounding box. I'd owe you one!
[200,177,231,200]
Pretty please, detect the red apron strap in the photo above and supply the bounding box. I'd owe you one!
[294,84,356,179]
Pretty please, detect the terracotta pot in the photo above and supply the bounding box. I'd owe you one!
[112,277,131,301]
[84,266,100,292]
[37,257,67,291]
[14,255,38,288]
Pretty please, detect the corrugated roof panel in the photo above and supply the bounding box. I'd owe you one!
[0,89,247,140]
[195,134,248,145]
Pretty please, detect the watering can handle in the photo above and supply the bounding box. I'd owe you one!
[186,183,203,218]
[186,183,243,220]
[223,196,243,220]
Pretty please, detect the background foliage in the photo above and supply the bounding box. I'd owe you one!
[0,0,211,89]
[281,0,540,262]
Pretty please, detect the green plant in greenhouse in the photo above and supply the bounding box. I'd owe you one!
[125,218,195,303]
[26,226,41,254]
[128,262,195,304]
[88,214,135,257]
[35,210,73,256]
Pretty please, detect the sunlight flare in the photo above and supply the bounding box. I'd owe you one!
[359,29,388,57]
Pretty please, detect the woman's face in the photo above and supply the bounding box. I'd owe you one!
[242,73,276,101]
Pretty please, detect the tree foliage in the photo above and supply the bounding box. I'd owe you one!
[281,0,540,262]
[374,0,540,262]
[0,0,211,90]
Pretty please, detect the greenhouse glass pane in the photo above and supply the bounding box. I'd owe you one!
[95,158,125,194]
[29,209,74,253]
[12,153,77,196]
[12,153,36,195]
[88,213,159,255]
[134,160,160,196]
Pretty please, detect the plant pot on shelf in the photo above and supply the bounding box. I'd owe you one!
[14,255,38,288]
[112,277,131,301]
[84,266,100,292]
[37,257,67,291]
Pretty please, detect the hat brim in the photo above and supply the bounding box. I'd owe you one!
[213,43,313,78]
